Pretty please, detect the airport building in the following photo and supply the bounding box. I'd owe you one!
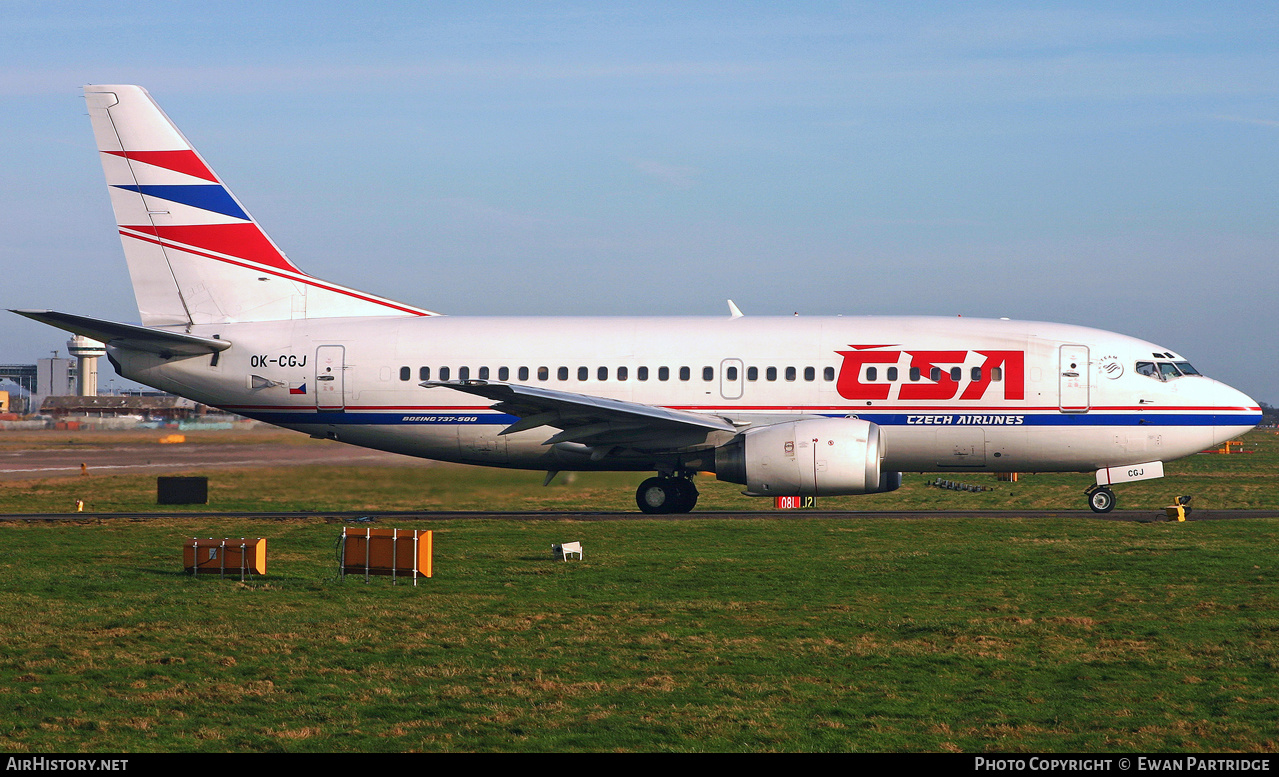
[39,394,201,423]
[0,359,76,415]
[3,339,233,427]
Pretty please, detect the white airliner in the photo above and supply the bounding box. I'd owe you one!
[14,85,1262,514]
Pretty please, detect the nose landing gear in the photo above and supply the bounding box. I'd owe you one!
[1085,485,1116,513]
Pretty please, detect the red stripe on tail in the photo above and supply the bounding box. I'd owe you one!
[104,150,218,182]
[122,223,302,274]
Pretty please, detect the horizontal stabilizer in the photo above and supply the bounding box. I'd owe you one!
[11,310,231,357]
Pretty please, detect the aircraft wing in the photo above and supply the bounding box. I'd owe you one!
[422,380,737,448]
[11,310,231,357]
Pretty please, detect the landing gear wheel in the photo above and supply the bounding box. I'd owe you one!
[637,477,677,514]
[671,478,699,513]
[1088,487,1116,513]
[635,477,699,514]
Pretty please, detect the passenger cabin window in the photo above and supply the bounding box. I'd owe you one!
[747,367,758,381]
[578,366,589,381]
[702,367,714,381]
[598,367,609,381]
[950,367,961,382]
[478,366,489,380]
[558,367,569,381]
[726,366,738,381]
[887,367,898,381]
[399,366,411,381]
[766,367,777,381]
[804,367,815,381]
[439,366,450,381]
[419,366,430,381]
[498,367,509,381]
[658,367,670,381]
[538,366,549,381]
[638,366,649,381]
[824,366,835,381]
[519,366,529,381]
[785,367,796,381]
[618,366,628,381]
[679,367,691,381]
[866,367,878,381]
[458,366,470,380]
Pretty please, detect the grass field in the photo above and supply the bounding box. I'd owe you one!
[2,428,1278,515]
[0,429,1276,752]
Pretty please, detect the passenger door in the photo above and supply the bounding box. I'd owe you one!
[1058,344,1090,412]
[315,345,346,412]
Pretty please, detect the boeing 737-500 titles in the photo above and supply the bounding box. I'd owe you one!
[14,86,1262,513]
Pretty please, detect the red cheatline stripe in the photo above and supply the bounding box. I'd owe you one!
[122,223,300,274]
[217,403,1258,413]
[104,150,218,182]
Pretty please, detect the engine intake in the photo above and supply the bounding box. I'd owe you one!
[715,417,900,496]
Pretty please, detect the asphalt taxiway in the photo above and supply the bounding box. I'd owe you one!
[0,441,430,481]
[4,509,1278,522]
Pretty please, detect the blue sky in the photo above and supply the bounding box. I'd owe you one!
[2,2,1276,402]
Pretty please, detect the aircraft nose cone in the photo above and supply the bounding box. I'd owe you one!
[1211,379,1262,445]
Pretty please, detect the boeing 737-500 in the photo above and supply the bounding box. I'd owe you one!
[13,85,1262,513]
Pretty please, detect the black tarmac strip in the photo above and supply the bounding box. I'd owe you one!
[3,509,1278,523]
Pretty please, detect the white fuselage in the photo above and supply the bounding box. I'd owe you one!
[110,314,1260,475]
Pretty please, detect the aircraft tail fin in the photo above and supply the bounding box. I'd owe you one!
[83,85,434,326]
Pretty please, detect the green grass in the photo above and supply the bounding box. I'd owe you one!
[1,516,1277,752]
[0,428,1276,752]
[2,429,1277,514]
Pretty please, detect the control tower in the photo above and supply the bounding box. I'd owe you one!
[66,336,107,397]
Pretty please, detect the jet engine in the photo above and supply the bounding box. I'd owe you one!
[714,417,901,496]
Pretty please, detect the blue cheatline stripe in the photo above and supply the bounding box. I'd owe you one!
[835,412,1262,428]
[238,411,522,426]
[112,184,249,221]
[232,409,1260,428]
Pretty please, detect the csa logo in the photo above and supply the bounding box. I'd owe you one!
[835,345,1025,401]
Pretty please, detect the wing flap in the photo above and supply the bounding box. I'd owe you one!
[422,380,735,447]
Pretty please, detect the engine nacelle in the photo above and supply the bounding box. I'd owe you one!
[715,417,900,496]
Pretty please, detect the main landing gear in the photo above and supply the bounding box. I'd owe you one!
[1085,485,1116,513]
[636,475,699,514]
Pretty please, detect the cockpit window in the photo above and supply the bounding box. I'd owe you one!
[1137,360,1204,381]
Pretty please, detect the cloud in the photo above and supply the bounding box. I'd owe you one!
[1211,114,1279,128]
[629,158,702,189]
